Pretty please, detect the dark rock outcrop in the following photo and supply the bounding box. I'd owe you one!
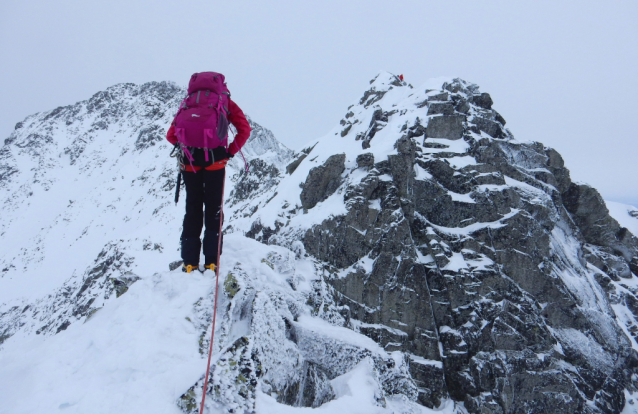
[356,152,374,168]
[286,144,316,174]
[564,183,638,273]
[426,115,465,140]
[300,154,346,210]
[427,103,455,116]
[229,158,281,207]
[260,76,638,413]
[471,117,505,138]
[471,93,493,109]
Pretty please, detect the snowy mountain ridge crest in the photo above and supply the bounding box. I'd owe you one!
[1,72,638,414]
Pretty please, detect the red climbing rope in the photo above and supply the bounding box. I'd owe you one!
[199,170,226,414]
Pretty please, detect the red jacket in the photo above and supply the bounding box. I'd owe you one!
[166,99,251,156]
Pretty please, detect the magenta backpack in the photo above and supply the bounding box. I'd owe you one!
[173,72,230,160]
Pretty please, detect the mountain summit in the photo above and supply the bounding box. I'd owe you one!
[1,73,638,414]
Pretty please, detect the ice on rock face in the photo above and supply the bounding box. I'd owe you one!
[2,73,638,414]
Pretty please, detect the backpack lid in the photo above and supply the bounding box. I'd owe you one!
[188,72,226,94]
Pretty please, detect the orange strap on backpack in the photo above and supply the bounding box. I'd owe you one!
[182,159,228,173]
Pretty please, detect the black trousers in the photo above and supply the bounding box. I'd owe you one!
[181,168,225,266]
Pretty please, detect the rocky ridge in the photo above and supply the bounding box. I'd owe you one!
[224,72,638,413]
[0,73,637,414]
[0,80,292,345]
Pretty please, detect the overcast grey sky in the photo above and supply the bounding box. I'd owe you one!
[1,0,636,205]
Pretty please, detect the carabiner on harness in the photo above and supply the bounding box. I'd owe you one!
[170,143,180,157]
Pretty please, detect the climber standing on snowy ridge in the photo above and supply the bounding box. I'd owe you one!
[166,72,251,274]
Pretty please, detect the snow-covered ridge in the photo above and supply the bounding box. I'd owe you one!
[0,80,294,341]
[0,80,291,296]
[2,72,638,414]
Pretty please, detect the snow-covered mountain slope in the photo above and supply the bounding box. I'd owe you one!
[2,73,638,414]
[0,81,290,302]
[607,201,638,239]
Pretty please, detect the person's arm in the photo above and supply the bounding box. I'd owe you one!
[166,124,178,145]
[227,100,252,155]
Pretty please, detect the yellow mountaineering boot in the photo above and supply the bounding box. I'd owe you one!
[182,264,198,273]
[203,263,216,273]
